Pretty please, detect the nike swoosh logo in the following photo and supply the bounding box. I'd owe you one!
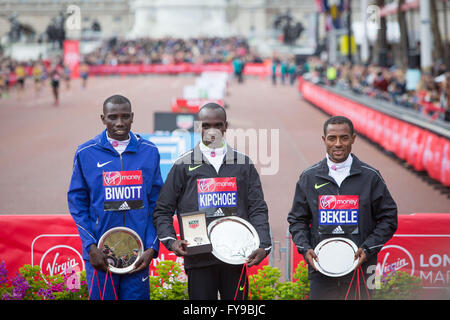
[314,182,330,190]
[97,161,112,168]
[188,164,203,172]
[142,276,149,282]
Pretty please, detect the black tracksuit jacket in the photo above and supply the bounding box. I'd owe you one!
[153,143,272,271]
[287,154,398,278]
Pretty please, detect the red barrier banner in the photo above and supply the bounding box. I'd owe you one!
[88,63,270,76]
[407,127,428,171]
[373,112,385,145]
[377,213,450,299]
[171,98,224,114]
[0,215,84,281]
[0,214,266,282]
[63,40,80,78]
[365,109,377,141]
[389,118,402,154]
[396,121,412,160]
[381,116,397,152]
[441,141,450,186]
[422,133,445,181]
[291,213,450,299]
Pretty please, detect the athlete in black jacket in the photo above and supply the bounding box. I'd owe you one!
[153,103,271,299]
[288,116,398,299]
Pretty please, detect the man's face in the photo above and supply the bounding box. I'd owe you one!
[198,108,227,147]
[101,102,133,141]
[322,123,356,163]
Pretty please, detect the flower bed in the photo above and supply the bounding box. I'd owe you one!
[0,261,88,300]
[0,260,423,300]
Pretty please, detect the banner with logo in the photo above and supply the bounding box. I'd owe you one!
[0,214,266,282]
[376,213,450,298]
[63,40,80,78]
[0,215,84,281]
[291,213,450,298]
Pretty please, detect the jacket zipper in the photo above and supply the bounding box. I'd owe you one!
[120,153,126,227]
[94,216,99,236]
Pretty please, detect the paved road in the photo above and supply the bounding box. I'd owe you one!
[1,74,449,277]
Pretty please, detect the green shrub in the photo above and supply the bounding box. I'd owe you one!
[149,260,188,300]
[248,262,309,300]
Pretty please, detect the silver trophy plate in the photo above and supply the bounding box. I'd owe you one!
[313,237,359,277]
[207,216,260,265]
[97,227,144,274]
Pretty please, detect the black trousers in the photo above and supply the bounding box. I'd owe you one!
[309,269,373,300]
[186,263,248,300]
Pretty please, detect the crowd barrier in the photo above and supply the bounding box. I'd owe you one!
[3,62,273,85]
[298,77,450,186]
[290,213,450,299]
[87,63,270,77]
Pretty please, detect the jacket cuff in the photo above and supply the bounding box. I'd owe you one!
[297,244,312,258]
[361,243,381,259]
[261,245,272,255]
[85,241,97,257]
[159,237,176,252]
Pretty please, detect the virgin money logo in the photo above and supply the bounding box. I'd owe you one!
[377,245,415,277]
[39,245,85,282]
[320,195,336,209]
[104,171,121,186]
[198,179,215,193]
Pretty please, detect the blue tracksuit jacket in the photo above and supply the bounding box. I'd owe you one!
[68,130,163,261]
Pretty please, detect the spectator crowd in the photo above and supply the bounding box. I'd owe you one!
[82,36,264,66]
[2,35,450,123]
[0,36,266,101]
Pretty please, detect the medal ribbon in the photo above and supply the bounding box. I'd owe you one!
[88,268,118,300]
[234,263,264,301]
[344,266,371,300]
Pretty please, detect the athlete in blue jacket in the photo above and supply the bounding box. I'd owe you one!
[68,95,163,300]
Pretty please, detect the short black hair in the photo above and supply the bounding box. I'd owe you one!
[323,116,354,136]
[103,95,131,113]
[198,102,227,121]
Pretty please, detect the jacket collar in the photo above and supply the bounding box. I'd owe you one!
[192,142,242,165]
[99,129,139,154]
[315,153,362,181]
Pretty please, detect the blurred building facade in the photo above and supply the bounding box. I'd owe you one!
[0,0,133,41]
[0,0,319,41]
[1,0,449,69]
